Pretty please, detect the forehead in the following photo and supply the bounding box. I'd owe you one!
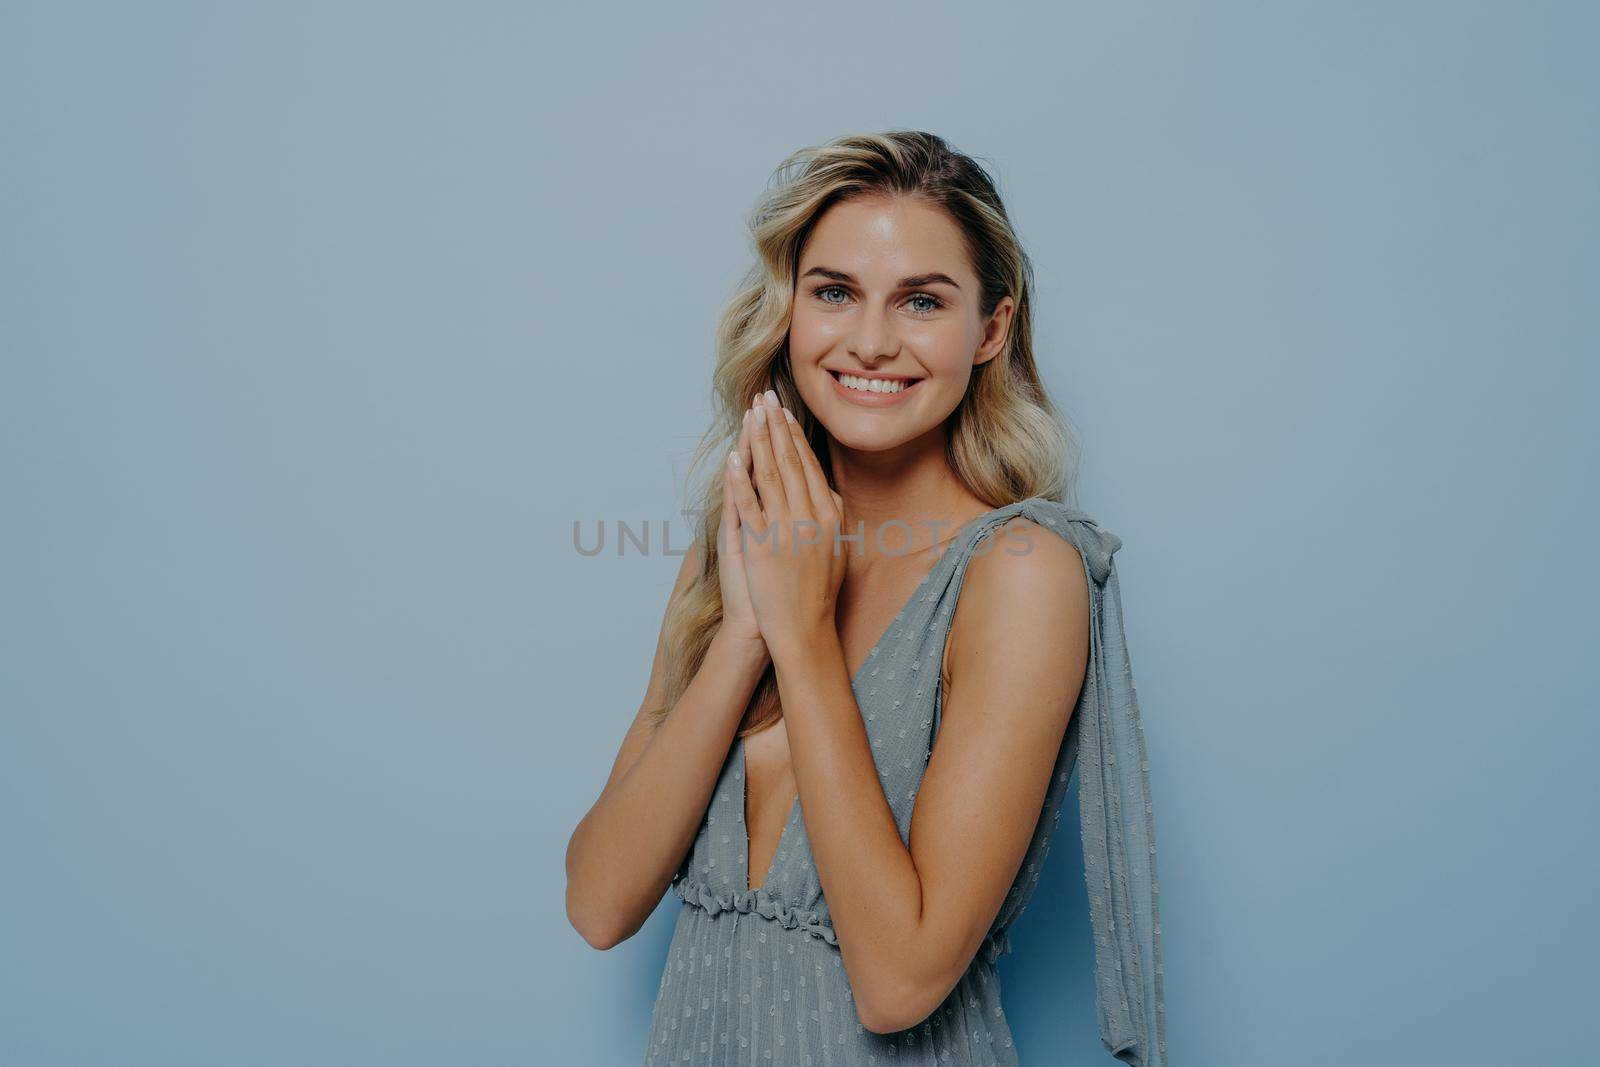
[798,195,972,282]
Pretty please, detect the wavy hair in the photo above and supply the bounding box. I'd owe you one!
[646,129,1079,736]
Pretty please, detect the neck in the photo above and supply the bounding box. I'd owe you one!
[826,424,992,567]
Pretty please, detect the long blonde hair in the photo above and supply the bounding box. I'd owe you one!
[648,129,1079,736]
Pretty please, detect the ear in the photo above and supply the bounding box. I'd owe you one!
[973,294,1016,367]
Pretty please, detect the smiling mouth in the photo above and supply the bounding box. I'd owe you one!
[828,369,923,395]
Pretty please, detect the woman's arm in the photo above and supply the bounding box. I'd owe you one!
[769,516,1089,1032]
[724,393,1091,1030]
[564,541,770,950]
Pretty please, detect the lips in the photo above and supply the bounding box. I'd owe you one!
[834,370,916,394]
[825,368,922,407]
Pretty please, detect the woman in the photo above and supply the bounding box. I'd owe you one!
[565,130,1166,1066]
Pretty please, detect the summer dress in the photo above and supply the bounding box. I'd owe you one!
[643,496,1166,1066]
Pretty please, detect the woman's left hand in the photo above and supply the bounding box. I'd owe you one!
[725,389,847,661]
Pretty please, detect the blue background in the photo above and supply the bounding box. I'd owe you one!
[3,2,1595,1064]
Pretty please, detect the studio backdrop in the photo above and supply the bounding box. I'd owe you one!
[3,3,1595,1065]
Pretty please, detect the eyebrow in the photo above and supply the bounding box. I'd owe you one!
[800,266,962,290]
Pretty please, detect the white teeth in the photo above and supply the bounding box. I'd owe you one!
[836,372,912,394]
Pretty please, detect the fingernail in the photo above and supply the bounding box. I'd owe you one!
[783,408,796,423]
[764,389,778,406]
[754,404,766,425]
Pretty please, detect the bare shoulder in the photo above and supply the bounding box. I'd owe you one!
[989,514,1086,579]
[942,515,1090,686]
[967,514,1089,628]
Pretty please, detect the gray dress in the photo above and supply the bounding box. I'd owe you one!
[645,496,1167,1066]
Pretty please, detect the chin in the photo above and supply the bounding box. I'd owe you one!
[826,430,901,454]
[809,407,931,455]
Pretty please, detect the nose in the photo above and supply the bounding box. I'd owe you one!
[846,303,899,365]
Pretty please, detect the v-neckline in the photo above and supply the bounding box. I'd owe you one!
[738,500,1022,894]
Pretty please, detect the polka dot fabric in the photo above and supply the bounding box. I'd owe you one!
[644,497,1167,1066]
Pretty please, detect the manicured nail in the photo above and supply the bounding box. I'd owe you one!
[764,389,778,406]
[783,408,796,423]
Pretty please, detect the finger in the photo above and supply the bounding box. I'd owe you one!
[738,407,759,522]
[761,390,811,520]
[746,392,788,525]
[740,407,755,477]
[726,443,766,534]
[720,466,742,560]
[781,407,835,521]
[739,401,757,508]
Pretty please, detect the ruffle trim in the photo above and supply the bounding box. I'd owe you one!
[978,927,1012,965]
[673,877,840,945]
[673,877,1012,964]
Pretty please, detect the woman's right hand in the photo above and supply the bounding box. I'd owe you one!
[716,406,766,650]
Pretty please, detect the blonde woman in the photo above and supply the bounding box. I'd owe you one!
[565,130,1166,1066]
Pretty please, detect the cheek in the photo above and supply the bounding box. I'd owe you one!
[916,322,980,375]
[787,309,841,358]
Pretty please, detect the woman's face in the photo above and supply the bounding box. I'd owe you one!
[787,193,1014,454]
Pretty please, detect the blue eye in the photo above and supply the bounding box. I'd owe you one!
[811,285,944,316]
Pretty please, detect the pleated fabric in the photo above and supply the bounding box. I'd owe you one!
[644,497,1166,1066]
